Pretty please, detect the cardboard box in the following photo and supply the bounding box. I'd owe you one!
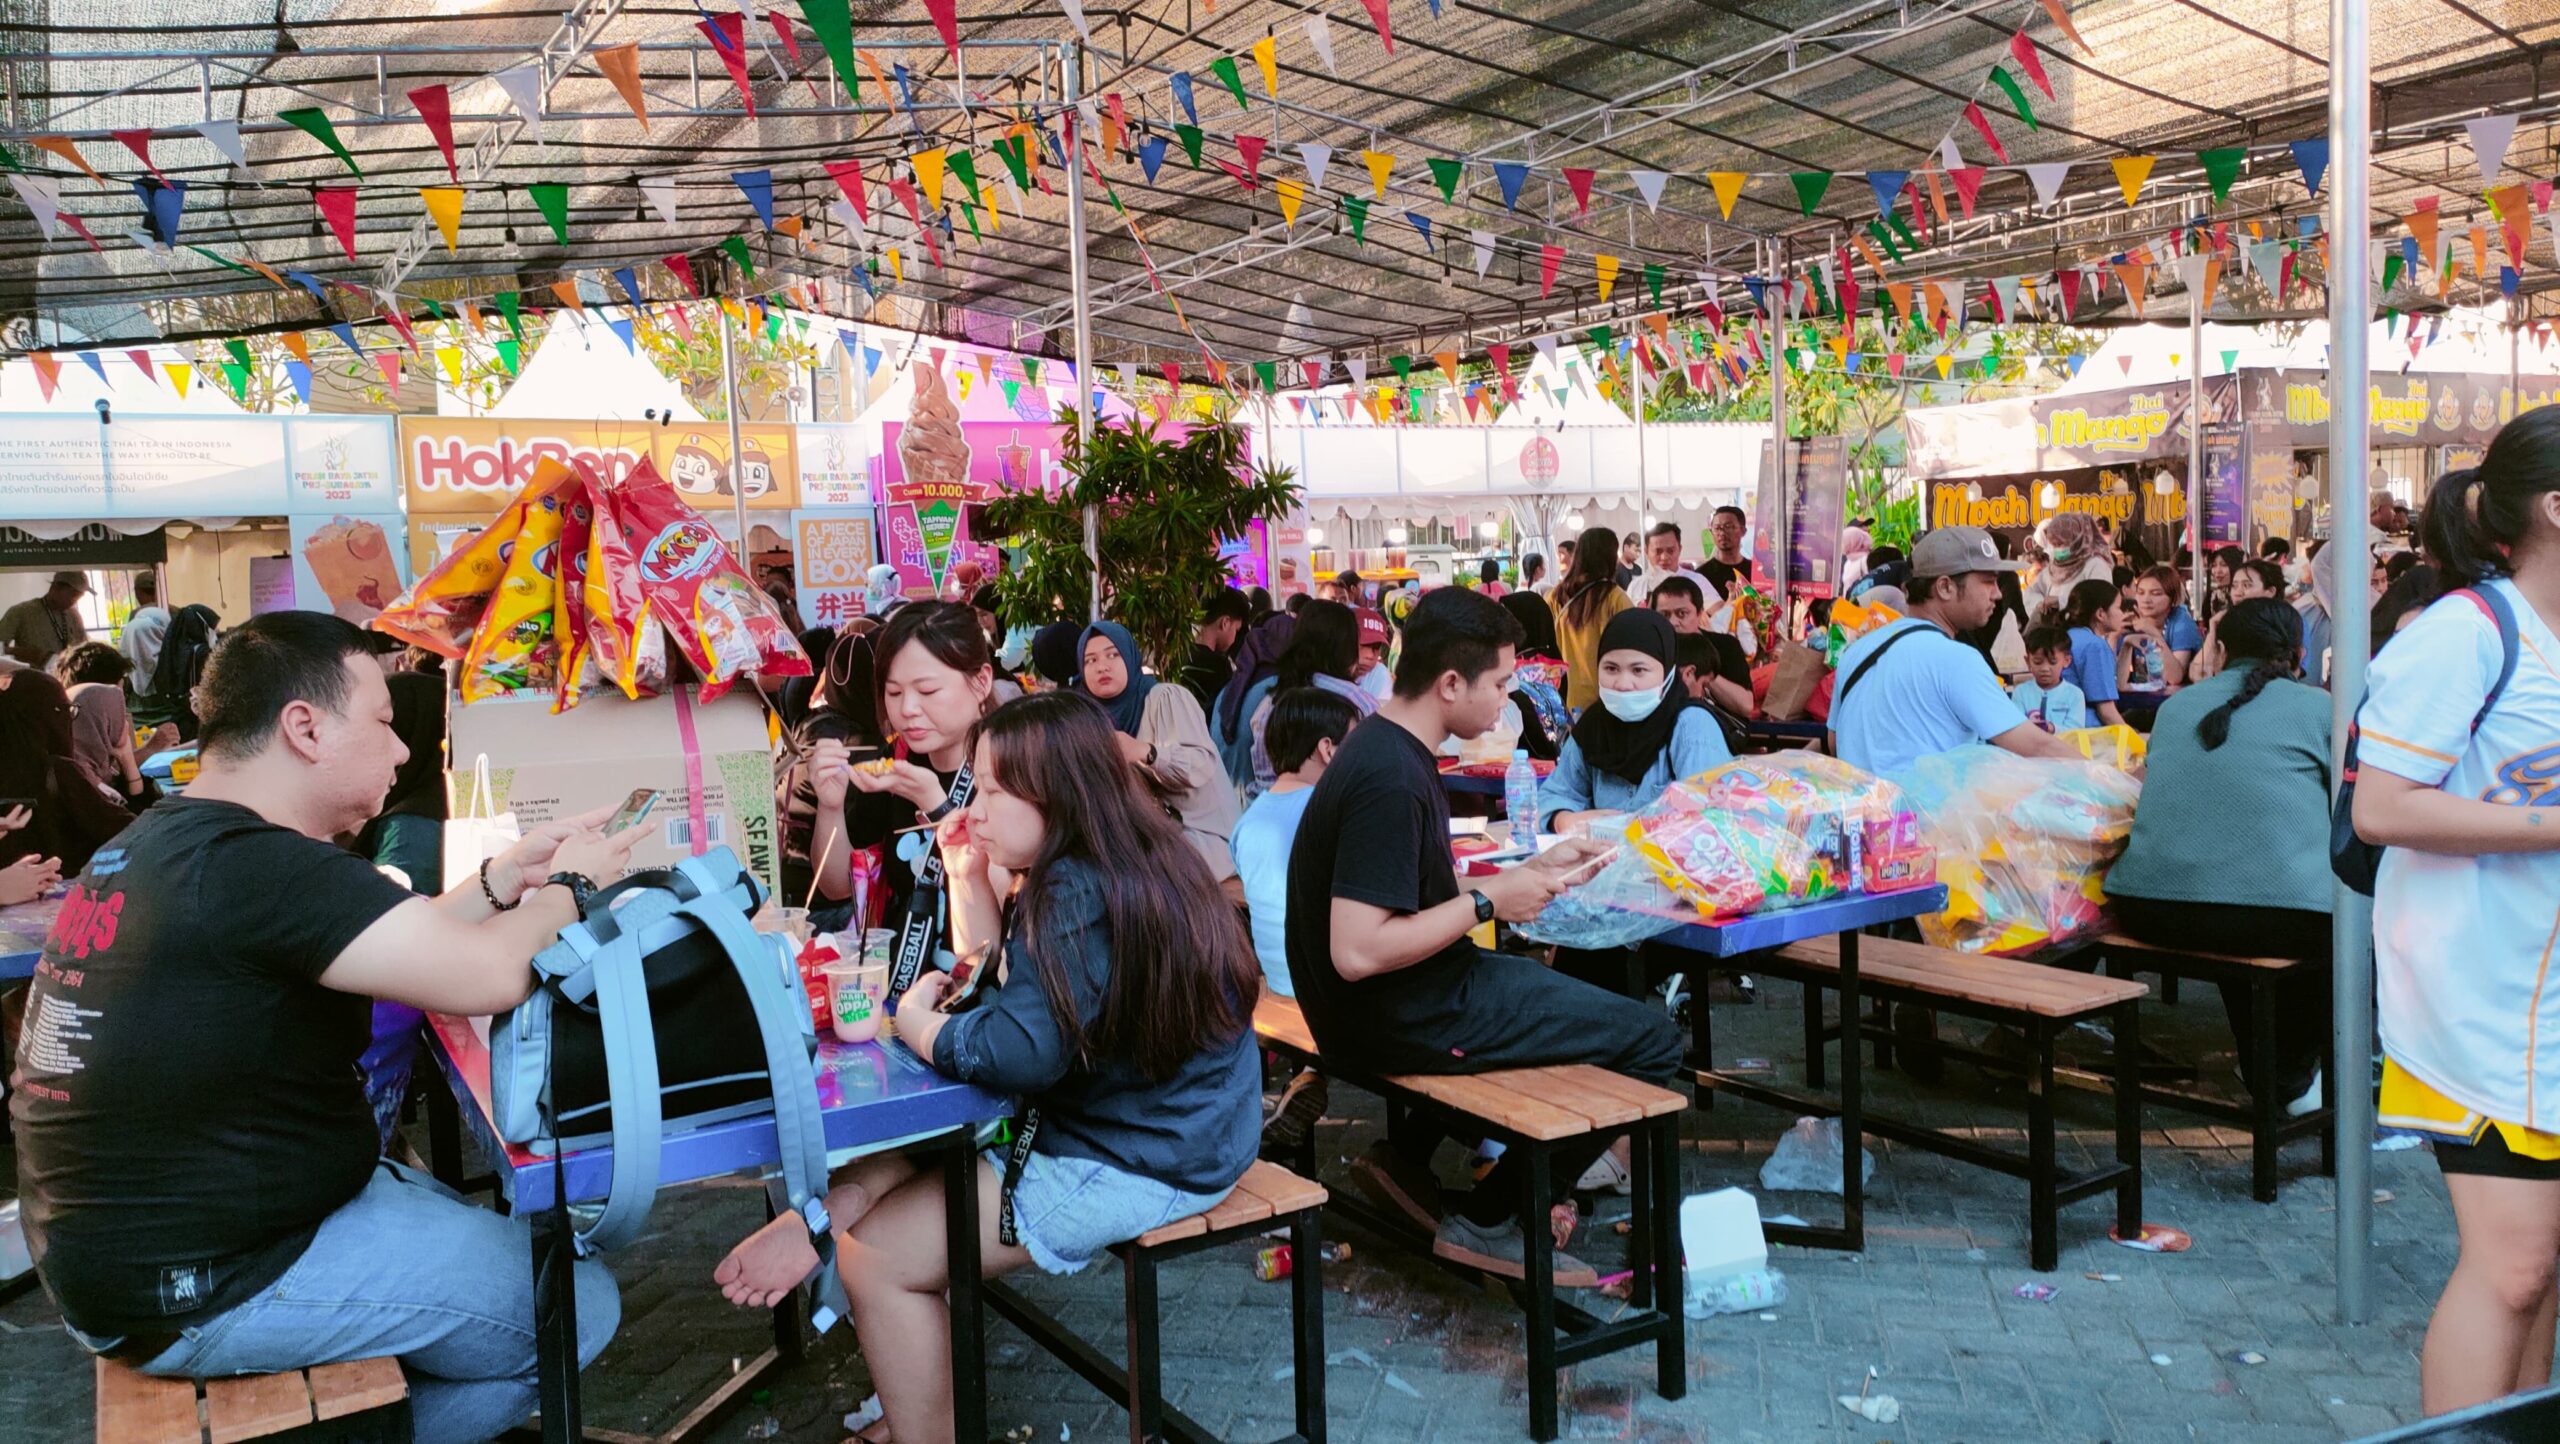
[447,686,782,896]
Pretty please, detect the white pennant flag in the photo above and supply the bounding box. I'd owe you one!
[193,119,258,182]
[1938,135,1963,172]
[2022,162,2071,208]
[1345,356,1368,387]
[1629,170,1667,213]
[1991,275,2022,317]
[1059,0,1092,39]
[829,198,869,250]
[1303,13,1338,76]
[2466,113,2518,187]
[9,174,63,240]
[1297,142,1332,193]
[493,63,545,129]
[640,177,681,226]
[126,228,168,257]
[1471,228,1495,277]
[1117,361,1136,393]
[1078,99,1101,144]
[1532,334,1559,368]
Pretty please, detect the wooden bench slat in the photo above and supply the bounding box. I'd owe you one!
[1134,1212,1210,1246]
[202,1373,313,1444]
[1253,994,1318,1054]
[1229,1159,1328,1215]
[1132,1161,1326,1249]
[1780,936,2146,1017]
[1540,1063,1688,1120]
[2090,933,2303,971]
[1510,1067,1644,1128]
[94,1360,203,1444]
[1390,1071,1593,1140]
[307,1360,407,1421]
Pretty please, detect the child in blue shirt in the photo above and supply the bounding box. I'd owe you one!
[2049,578,2128,727]
[2009,623,2089,732]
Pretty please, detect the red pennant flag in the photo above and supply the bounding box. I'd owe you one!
[1701,301,1724,330]
[2057,266,2082,315]
[1887,353,1905,378]
[381,307,421,356]
[2009,30,2054,98]
[1216,160,1254,192]
[767,11,802,65]
[920,0,960,59]
[2277,251,2296,302]
[1563,167,1596,215]
[314,186,359,259]
[665,253,700,295]
[1358,0,1393,52]
[1489,342,1512,381]
[1105,94,1130,156]
[1302,361,1322,389]
[698,14,758,118]
[1235,133,1266,189]
[58,213,103,252]
[823,159,870,222]
[1163,361,1181,389]
[1538,243,1563,296]
[408,84,457,181]
[1963,101,2008,165]
[125,349,155,380]
[112,129,167,183]
[376,353,404,394]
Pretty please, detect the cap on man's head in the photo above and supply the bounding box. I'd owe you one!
[1355,607,1389,646]
[49,570,89,593]
[1909,527,2027,579]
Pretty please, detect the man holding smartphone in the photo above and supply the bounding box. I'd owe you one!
[1285,588,1682,1285]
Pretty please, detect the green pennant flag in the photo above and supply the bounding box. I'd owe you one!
[527,183,571,245]
[1789,171,1832,215]
[220,360,250,398]
[1000,379,1021,409]
[423,296,448,323]
[495,290,524,343]
[1209,56,1250,111]
[1588,325,1612,354]
[1175,125,1205,168]
[1021,357,1041,386]
[2380,252,2402,294]
[1253,360,1277,391]
[1426,157,1462,201]
[797,0,861,102]
[1390,354,1412,382]
[1867,218,1904,264]
[1406,387,1423,417]
[1644,262,1664,307]
[223,338,252,370]
[1342,194,1369,243]
[2198,147,2246,204]
[1987,66,2038,130]
[765,311,783,343]
[957,198,982,241]
[495,338,521,375]
[1781,347,1801,371]
[948,150,979,197]
[191,245,253,276]
[0,145,19,174]
[721,235,756,280]
[1885,212,1918,252]
[278,107,362,177]
[992,135,1032,191]
[2220,348,2239,374]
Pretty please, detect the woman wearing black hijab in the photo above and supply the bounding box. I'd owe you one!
[1535,609,1732,835]
[1499,591,1570,760]
[0,670,134,876]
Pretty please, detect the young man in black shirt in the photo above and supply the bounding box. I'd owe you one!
[12,612,638,1444]
[1700,505,1754,600]
[1179,585,1251,711]
[1285,587,1682,1284]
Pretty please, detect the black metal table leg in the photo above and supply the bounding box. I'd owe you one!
[1802,977,1827,1089]
[427,1072,465,1189]
[533,1192,582,1444]
[1289,1206,1327,1443]
[1652,1115,1686,1401]
[2250,974,2281,1203]
[1837,928,1865,1251]
[1627,1125,1653,1311]
[946,1135,987,1444]
[2114,999,2144,1240]
[2027,1018,2058,1273]
[1522,1142,1560,1443]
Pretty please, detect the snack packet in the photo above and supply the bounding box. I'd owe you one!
[457,484,568,701]
[373,459,581,657]
[592,456,808,702]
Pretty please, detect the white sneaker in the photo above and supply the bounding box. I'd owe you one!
[1575,1148,1633,1196]
[2285,1069,2324,1119]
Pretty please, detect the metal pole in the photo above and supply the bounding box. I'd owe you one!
[1768,237,1791,603]
[1634,332,1651,554]
[1063,41,1101,623]
[2327,0,2376,1328]
[718,299,753,560]
[2186,239,2208,619]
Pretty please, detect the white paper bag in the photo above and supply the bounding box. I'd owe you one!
[443,753,522,893]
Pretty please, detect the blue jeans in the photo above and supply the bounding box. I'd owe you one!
[130,1162,619,1444]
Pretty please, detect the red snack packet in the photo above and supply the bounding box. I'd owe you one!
[593,456,809,702]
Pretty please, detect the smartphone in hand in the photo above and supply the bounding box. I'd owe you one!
[604,788,663,834]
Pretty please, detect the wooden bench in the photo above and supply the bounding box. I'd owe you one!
[1687,933,2148,1272]
[1253,992,1686,1444]
[2061,933,2337,1203]
[97,1358,408,1444]
[984,1159,1329,1444]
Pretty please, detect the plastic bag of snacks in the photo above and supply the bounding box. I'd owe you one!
[1679,752,1935,897]
[374,458,583,660]
[1514,816,1696,950]
[1822,595,1904,668]
[455,483,570,702]
[1630,805,1818,919]
[2059,723,2147,774]
[592,457,808,703]
[1895,745,2141,956]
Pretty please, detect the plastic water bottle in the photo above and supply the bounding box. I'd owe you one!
[1504,748,1540,854]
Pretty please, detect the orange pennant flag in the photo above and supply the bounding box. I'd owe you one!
[775,215,805,239]
[1434,350,1459,386]
[1851,233,1889,276]
[279,331,311,364]
[594,43,649,129]
[550,279,585,314]
[241,256,292,291]
[28,351,59,400]
[2114,261,2148,317]
[30,136,101,182]
[459,298,484,336]
[2406,200,2439,265]
[2489,183,2532,267]
[1923,168,1950,228]
[1642,313,1670,346]
[1886,281,1914,322]
[2038,0,2093,56]
[2199,258,2223,313]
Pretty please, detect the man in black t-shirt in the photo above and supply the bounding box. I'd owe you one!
[1285,588,1682,1286]
[1179,586,1250,711]
[11,612,637,1443]
[1700,504,1754,600]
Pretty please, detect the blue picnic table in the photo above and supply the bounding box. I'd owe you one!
[426,1009,1009,1444]
[0,894,60,982]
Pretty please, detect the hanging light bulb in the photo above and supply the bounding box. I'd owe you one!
[1306,525,1326,546]
[1386,525,1410,545]
[1563,511,1586,531]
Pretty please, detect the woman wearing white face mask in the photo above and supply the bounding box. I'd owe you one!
[1538,609,1732,836]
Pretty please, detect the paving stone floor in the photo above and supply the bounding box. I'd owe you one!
[1,974,2461,1444]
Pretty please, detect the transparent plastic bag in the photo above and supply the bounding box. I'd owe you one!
[1642,753,1934,906]
[1896,745,2143,957]
[1514,815,1692,950]
[1687,1267,1787,1319]
[1758,1116,1875,1195]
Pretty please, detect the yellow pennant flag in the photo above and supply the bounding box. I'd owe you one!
[2470,225,2489,284]
[549,279,585,314]
[1596,376,1615,401]
[1594,254,1619,301]
[980,186,1001,232]
[436,347,463,386]
[1361,149,1394,198]
[1707,172,1745,220]
[914,149,948,212]
[418,187,464,253]
[1275,177,1305,225]
[280,331,310,363]
[1252,35,1278,97]
[956,370,973,401]
[887,246,905,283]
[1828,329,1850,366]
[2110,156,2154,209]
[1934,353,1953,379]
[166,362,191,399]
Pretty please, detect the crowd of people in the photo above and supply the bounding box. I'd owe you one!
[11,410,2560,1440]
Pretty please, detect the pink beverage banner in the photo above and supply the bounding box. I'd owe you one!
[1220,518,1271,590]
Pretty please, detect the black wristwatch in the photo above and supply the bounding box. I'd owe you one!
[1468,889,1496,925]
[546,871,598,921]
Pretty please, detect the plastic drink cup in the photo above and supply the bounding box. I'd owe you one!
[824,959,890,1044]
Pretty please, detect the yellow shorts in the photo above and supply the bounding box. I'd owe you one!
[2378,1059,2560,1161]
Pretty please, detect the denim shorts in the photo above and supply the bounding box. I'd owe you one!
[984,1148,1233,1276]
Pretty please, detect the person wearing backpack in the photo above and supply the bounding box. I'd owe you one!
[715,692,1262,1444]
[2353,414,2560,1416]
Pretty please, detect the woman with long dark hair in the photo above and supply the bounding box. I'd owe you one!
[779,628,883,903]
[1554,525,1632,710]
[2115,564,2203,715]
[0,669,135,875]
[714,694,1261,1444]
[1499,591,1571,758]
[2107,597,2332,1112]
[2354,412,2560,1413]
[2037,578,2129,727]
[1244,599,1375,799]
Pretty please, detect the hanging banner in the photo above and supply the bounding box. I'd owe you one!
[2202,427,2245,547]
[1219,518,1271,591]
[0,523,167,568]
[401,416,797,508]
[792,509,880,628]
[2027,384,2207,469]
[796,423,874,507]
[1270,513,1314,600]
[2276,369,2560,448]
[1751,434,1848,598]
[1927,466,2190,545]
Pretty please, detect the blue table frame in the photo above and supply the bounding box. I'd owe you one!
[1656,884,1949,1256]
[0,895,60,982]
[426,1013,1009,1444]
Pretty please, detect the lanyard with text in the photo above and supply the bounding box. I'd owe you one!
[888,763,975,1005]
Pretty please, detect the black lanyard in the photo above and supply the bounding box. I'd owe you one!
[887,762,974,1002]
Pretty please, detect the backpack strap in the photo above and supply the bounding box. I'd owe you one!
[2454,586,2522,734]
[573,914,671,1255]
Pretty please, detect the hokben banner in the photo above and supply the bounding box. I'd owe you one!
[400,417,799,516]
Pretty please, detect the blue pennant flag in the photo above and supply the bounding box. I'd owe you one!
[2289,138,2329,196]
[132,178,185,245]
[2503,265,2521,300]
[2296,215,2322,238]
[1139,135,1169,181]
[838,328,861,363]
[284,269,330,303]
[1425,0,1440,14]
[2400,235,2420,275]
[851,264,876,297]
[2066,354,2085,376]
[284,360,313,403]
[862,343,882,374]
[734,169,776,230]
[1866,170,1908,217]
[1405,210,1432,246]
[329,322,364,358]
[614,266,643,305]
[1494,161,1529,211]
[608,316,636,354]
[1170,72,1197,126]
[1743,276,1768,314]
[77,351,107,384]
[1844,352,1864,375]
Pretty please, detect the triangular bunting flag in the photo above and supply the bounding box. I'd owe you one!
[527,181,571,243]
[314,186,359,259]
[2023,162,2071,207]
[595,43,649,128]
[2289,138,2328,196]
[1209,56,1249,111]
[1361,149,1394,197]
[1538,243,1562,296]
[1707,171,1744,219]
[1358,0,1393,52]
[419,187,464,252]
[1298,142,1332,192]
[1962,101,2009,165]
[1495,162,1529,211]
[1988,66,2038,129]
[1252,35,1279,97]
[1564,167,1595,215]
[407,85,456,181]
[1304,13,1338,75]
[2466,113,2518,187]
[1629,169,1667,212]
[1789,171,1831,215]
[734,169,776,229]
[2110,155,2154,208]
[1276,177,1305,224]
[1428,157,1463,202]
[1866,170,1908,216]
[278,108,362,177]
[492,64,544,128]
[639,176,681,226]
[2199,147,2245,204]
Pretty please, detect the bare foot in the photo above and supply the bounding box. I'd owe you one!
[853,1420,895,1444]
[713,1212,820,1310]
